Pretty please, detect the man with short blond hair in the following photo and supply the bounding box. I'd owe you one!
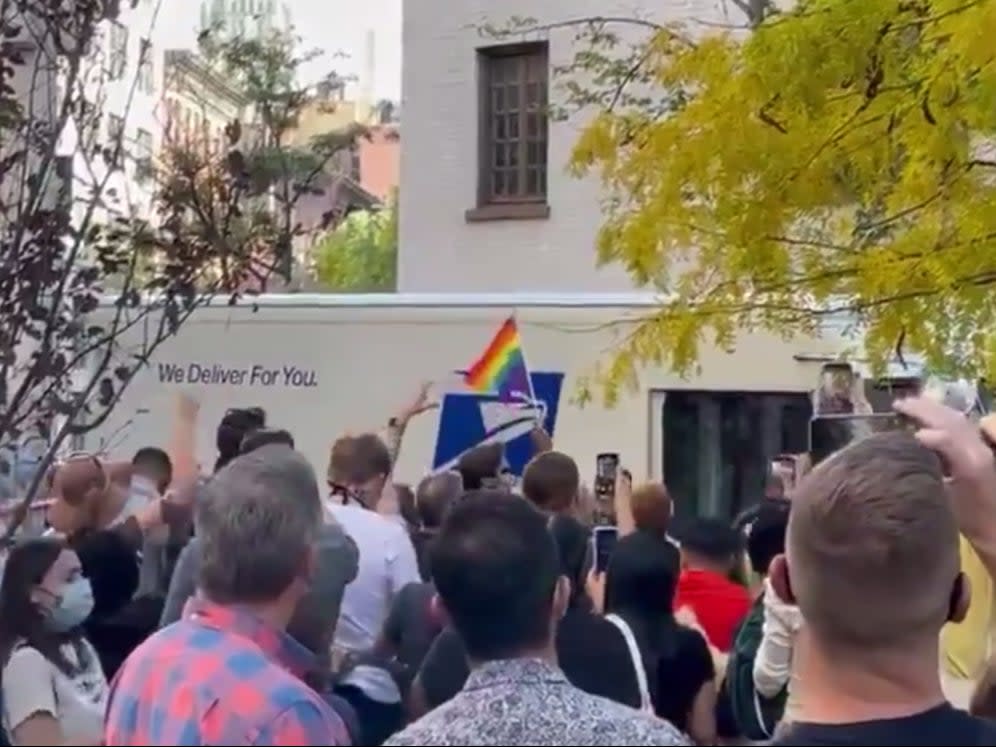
[769,431,996,745]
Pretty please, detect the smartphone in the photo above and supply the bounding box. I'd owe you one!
[593,453,620,526]
[592,526,619,574]
[809,413,910,465]
[596,453,620,481]
[872,376,921,403]
[816,362,857,415]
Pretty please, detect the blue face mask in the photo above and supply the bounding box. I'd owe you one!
[44,577,94,633]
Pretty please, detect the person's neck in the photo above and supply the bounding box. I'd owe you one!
[684,558,729,577]
[794,631,946,724]
[228,599,295,632]
[468,641,558,670]
[93,484,129,529]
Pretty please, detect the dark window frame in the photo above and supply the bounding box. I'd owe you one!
[467,42,550,222]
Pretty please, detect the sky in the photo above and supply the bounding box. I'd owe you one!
[157,0,402,100]
[288,0,403,100]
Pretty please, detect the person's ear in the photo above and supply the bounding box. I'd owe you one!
[296,545,317,589]
[768,554,796,605]
[553,575,570,621]
[29,586,47,610]
[430,593,450,628]
[949,572,971,624]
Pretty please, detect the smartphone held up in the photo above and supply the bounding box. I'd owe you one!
[593,452,619,525]
[591,525,618,575]
[809,413,912,466]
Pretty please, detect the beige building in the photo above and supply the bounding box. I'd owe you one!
[161,49,250,157]
[399,0,755,293]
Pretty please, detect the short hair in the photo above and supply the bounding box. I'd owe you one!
[240,428,295,454]
[745,499,790,575]
[676,516,742,564]
[430,490,559,660]
[630,482,672,536]
[197,444,321,605]
[787,431,958,648]
[415,471,463,529]
[215,407,266,471]
[395,483,418,528]
[327,433,391,484]
[132,447,172,488]
[457,443,504,490]
[522,451,579,512]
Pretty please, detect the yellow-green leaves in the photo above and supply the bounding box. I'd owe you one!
[568,0,996,398]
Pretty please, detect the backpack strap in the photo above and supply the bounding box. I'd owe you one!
[605,614,654,714]
[752,685,774,739]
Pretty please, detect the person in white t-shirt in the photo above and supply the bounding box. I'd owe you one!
[327,433,421,745]
[0,538,107,746]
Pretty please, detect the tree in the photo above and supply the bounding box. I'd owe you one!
[198,29,367,281]
[496,1,996,402]
[0,2,354,535]
[313,197,397,292]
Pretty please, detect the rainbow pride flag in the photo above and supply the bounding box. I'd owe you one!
[463,316,534,402]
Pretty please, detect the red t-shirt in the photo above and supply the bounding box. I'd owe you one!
[674,568,751,651]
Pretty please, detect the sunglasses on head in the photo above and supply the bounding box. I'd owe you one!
[328,481,369,509]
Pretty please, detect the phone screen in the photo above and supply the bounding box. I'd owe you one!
[809,413,910,465]
[592,526,619,574]
[596,453,619,481]
[873,377,921,403]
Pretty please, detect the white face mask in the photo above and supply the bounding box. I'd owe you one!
[42,577,94,633]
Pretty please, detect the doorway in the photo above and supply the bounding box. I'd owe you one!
[661,390,811,520]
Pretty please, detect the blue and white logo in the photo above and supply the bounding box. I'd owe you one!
[432,371,564,477]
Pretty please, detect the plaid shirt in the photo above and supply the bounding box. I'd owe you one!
[104,598,350,745]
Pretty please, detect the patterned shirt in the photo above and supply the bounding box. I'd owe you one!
[104,598,350,745]
[385,658,689,746]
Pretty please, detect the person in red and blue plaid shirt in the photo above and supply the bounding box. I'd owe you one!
[104,445,350,746]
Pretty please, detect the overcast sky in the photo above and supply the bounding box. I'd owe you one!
[158,0,402,100]
[288,0,402,99]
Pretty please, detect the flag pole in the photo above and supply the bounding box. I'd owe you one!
[512,312,539,406]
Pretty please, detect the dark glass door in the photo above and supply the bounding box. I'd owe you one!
[661,391,811,520]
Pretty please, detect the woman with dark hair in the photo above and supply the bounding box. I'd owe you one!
[214,407,265,471]
[600,531,717,744]
[412,513,639,717]
[0,538,108,745]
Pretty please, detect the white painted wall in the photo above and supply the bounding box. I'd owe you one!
[399,0,749,293]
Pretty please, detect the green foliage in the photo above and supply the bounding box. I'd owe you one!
[197,26,365,275]
[545,0,996,403]
[313,198,397,292]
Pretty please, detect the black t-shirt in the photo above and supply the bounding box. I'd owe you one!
[418,606,641,710]
[650,625,715,732]
[772,704,996,746]
[382,582,440,678]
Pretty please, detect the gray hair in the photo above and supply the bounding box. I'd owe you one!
[196,444,322,604]
[416,471,463,528]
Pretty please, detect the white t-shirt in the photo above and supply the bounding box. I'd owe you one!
[326,501,420,703]
[2,640,108,744]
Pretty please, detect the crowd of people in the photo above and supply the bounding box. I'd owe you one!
[1,385,996,745]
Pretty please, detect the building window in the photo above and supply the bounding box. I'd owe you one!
[109,22,128,80]
[471,42,549,219]
[138,39,154,93]
[107,113,124,165]
[135,128,153,182]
